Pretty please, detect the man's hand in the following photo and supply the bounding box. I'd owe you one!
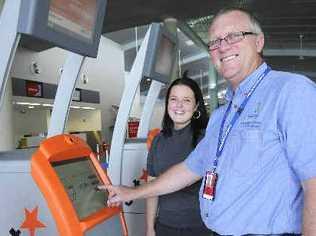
[98,162,200,207]
[98,184,136,207]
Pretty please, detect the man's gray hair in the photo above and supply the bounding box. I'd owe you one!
[212,7,263,35]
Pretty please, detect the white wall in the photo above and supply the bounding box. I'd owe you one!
[66,109,102,133]
[125,71,165,132]
[131,94,165,131]
[13,107,48,136]
[11,36,125,142]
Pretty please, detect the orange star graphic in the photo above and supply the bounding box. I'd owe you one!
[139,169,148,182]
[20,207,46,236]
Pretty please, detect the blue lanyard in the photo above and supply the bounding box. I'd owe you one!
[212,66,271,171]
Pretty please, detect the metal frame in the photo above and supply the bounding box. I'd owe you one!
[137,80,163,138]
[0,0,21,110]
[108,25,152,184]
[47,52,85,137]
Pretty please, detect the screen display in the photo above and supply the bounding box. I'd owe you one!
[48,0,97,42]
[154,35,175,76]
[52,157,108,219]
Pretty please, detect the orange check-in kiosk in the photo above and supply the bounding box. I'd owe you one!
[31,134,128,236]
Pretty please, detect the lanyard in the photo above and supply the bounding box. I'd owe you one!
[212,66,271,171]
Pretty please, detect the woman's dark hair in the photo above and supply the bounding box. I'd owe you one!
[162,71,209,147]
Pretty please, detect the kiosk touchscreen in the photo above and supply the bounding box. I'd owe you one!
[51,157,108,220]
[31,134,128,236]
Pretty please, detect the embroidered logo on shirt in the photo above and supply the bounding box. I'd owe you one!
[240,102,262,128]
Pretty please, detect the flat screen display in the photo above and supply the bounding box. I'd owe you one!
[48,0,97,42]
[52,157,108,219]
[142,23,177,84]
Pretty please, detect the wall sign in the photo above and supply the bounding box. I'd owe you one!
[26,81,43,97]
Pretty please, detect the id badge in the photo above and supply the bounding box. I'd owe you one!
[202,171,218,200]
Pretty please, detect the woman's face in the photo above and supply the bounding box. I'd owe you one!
[167,84,197,130]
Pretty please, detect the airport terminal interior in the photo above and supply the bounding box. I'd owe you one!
[1,0,316,235]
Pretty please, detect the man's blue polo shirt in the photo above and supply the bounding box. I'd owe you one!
[185,63,316,235]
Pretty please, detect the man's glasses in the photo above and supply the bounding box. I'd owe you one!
[208,31,257,51]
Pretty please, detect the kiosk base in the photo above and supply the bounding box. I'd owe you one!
[0,146,125,235]
[0,149,58,235]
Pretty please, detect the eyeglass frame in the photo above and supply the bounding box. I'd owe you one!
[207,31,257,51]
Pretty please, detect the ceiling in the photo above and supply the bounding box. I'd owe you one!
[104,0,316,86]
[11,0,316,101]
[103,0,216,33]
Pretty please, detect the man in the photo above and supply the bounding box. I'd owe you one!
[100,8,316,235]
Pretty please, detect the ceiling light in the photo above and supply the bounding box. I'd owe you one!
[185,40,194,46]
[16,102,31,105]
[81,107,96,110]
[42,104,53,107]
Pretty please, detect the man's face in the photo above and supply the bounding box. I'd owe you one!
[208,11,264,89]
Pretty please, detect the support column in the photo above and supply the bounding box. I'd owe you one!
[164,18,178,81]
[0,0,21,150]
[208,61,219,113]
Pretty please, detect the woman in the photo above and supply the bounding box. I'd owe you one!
[146,72,210,236]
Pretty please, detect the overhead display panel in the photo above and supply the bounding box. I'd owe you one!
[18,0,107,57]
[142,23,178,84]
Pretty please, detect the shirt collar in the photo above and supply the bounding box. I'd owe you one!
[225,62,268,101]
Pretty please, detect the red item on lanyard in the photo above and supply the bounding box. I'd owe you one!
[202,171,218,200]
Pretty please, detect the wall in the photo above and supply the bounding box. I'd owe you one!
[126,72,165,131]
[13,107,48,136]
[11,36,125,143]
[0,80,14,150]
[65,109,102,133]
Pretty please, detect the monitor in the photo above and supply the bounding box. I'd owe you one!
[52,157,108,219]
[142,23,178,84]
[18,0,107,57]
